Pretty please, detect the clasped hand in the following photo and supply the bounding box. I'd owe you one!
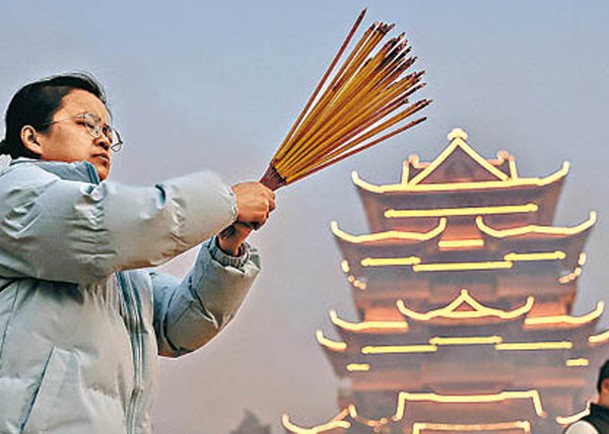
[217,182,275,256]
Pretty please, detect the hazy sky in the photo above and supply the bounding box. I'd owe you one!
[2,1,609,433]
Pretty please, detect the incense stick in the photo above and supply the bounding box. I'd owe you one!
[259,9,430,191]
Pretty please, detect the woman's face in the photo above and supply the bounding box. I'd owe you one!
[35,89,113,180]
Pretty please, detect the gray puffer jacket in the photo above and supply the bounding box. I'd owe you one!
[0,159,260,433]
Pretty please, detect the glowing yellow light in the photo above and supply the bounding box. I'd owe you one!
[412,421,531,434]
[438,239,485,249]
[504,250,566,262]
[509,157,519,178]
[401,160,410,184]
[429,336,503,346]
[525,301,604,326]
[361,256,421,267]
[495,341,573,351]
[408,135,509,185]
[346,363,370,372]
[329,310,408,332]
[385,203,538,219]
[556,406,590,425]
[393,390,546,420]
[589,329,609,344]
[351,162,569,193]
[579,252,587,266]
[361,344,437,354]
[476,211,596,238]
[340,260,350,273]
[347,405,390,429]
[566,358,589,367]
[330,219,447,243]
[559,267,582,284]
[412,261,514,272]
[315,330,347,352]
[347,275,355,283]
[352,279,367,290]
[397,290,534,320]
[281,412,351,433]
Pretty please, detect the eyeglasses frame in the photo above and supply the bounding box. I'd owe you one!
[41,112,123,152]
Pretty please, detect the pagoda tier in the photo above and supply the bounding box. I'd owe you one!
[332,213,595,275]
[283,391,579,433]
[283,129,609,434]
[351,131,569,233]
[317,291,602,400]
[333,213,593,315]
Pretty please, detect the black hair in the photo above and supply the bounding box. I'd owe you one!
[598,359,609,393]
[0,73,107,159]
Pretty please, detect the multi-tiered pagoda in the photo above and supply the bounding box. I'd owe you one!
[282,128,609,434]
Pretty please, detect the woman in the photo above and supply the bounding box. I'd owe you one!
[0,74,275,433]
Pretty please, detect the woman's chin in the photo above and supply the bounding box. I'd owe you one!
[94,163,110,181]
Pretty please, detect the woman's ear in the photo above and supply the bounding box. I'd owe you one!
[20,125,43,156]
[602,378,609,394]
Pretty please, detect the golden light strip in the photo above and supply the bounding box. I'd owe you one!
[330,310,408,332]
[559,267,582,284]
[504,251,566,262]
[408,135,510,185]
[361,256,421,267]
[476,211,596,238]
[429,336,503,346]
[412,421,531,434]
[347,274,367,290]
[315,330,347,352]
[556,406,590,425]
[351,161,569,193]
[579,252,587,266]
[361,344,437,354]
[588,329,609,344]
[525,301,604,326]
[385,203,538,219]
[340,260,350,273]
[438,239,485,248]
[396,290,534,320]
[508,157,519,178]
[393,390,546,420]
[495,341,573,351]
[330,218,447,243]
[346,404,384,428]
[412,261,514,272]
[352,279,367,290]
[281,412,351,434]
[566,358,589,367]
[346,363,371,372]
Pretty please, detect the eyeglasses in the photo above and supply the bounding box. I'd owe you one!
[43,112,123,152]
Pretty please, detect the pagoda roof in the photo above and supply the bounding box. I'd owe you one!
[556,406,590,428]
[327,301,604,344]
[587,327,609,346]
[351,128,569,194]
[282,389,547,433]
[397,290,534,323]
[405,128,511,184]
[477,212,596,240]
[331,218,447,245]
[329,310,409,334]
[524,301,604,330]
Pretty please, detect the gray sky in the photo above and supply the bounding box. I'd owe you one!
[2,1,609,433]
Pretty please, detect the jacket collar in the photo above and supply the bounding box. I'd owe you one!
[590,403,609,420]
[9,158,101,184]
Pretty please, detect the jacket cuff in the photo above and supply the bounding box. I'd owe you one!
[207,236,250,269]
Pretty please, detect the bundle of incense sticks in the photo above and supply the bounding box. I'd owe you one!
[259,8,430,191]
